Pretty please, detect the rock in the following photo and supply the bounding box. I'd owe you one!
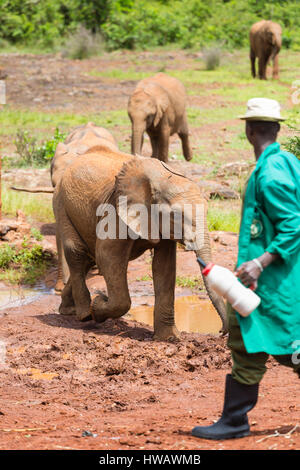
[0,223,10,237]
[209,187,240,200]
[217,161,255,177]
[41,239,56,257]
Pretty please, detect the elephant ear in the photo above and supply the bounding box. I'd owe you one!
[115,157,161,242]
[142,82,169,128]
[153,90,169,127]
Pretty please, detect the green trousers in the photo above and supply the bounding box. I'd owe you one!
[227,304,300,385]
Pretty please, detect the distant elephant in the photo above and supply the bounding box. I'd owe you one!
[250,20,282,80]
[53,146,227,340]
[128,73,192,162]
[11,122,118,293]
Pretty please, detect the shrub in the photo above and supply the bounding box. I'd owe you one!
[202,46,221,70]
[284,134,300,159]
[14,127,66,167]
[62,25,105,59]
[0,242,51,285]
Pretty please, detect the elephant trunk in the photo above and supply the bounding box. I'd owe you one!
[131,123,145,156]
[194,227,228,333]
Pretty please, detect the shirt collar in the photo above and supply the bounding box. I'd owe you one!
[256,142,280,170]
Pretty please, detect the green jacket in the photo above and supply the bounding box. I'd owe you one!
[237,142,300,355]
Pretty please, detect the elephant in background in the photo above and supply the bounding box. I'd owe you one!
[250,20,282,80]
[53,146,228,340]
[128,73,192,163]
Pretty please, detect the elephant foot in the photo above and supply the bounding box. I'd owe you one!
[59,304,76,316]
[76,309,93,322]
[89,294,108,323]
[153,325,180,341]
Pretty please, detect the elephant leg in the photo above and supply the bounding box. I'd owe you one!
[59,278,75,316]
[91,240,133,323]
[258,55,267,80]
[55,228,70,294]
[152,240,179,340]
[148,131,159,158]
[178,114,192,161]
[272,53,279,79]
[250,48,256,78]
[59,216,93,322]
[157,123,170,162]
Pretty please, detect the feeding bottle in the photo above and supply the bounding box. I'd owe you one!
[198,258,261,317]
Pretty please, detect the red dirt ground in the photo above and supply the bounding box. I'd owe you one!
[0,233,299,451]
[0,51,299,450]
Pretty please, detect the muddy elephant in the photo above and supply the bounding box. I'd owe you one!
[53,146,227,340]
[11,123,118,293]
[128,73,192,163]
[250,20,282,80]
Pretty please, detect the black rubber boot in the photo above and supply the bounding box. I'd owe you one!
[192,374,259,440]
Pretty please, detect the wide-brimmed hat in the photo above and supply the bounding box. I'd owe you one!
[239,98,285,121]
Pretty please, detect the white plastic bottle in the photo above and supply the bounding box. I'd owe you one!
[201,262,261,317]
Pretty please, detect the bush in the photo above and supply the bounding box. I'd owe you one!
[62,25,105,59]
[0,0,300,51]
[284,134,300,159]
[0,242,52,285]
[202,46,221,70]
[14,127,66,167]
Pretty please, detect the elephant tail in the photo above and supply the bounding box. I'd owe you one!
[10,186,54,193]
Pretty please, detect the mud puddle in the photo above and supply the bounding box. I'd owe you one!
[127,295,222,334]
[0,282,53,312]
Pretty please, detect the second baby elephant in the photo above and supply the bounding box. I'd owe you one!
[250,20,282,80]
[11,122,118,293]
[128,73,192,162]
[54,146,228,340]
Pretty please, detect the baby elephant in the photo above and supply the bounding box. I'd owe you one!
[250,20,282,80]
[128,72,192,162]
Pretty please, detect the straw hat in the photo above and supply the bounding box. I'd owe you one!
[239,98,285,121]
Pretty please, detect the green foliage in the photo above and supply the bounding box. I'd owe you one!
[1,0,300,51]
[283,133,300,159]
[30,228,43,241]
[14,127,66,167]
[0,244,16,268]
[0,242,51,285]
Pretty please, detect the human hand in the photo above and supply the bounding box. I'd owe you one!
[235,260,262,290]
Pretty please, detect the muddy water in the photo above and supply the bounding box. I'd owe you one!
[128,295,222,334]
[0,283,52,311]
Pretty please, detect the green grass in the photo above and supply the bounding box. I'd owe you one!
[175,275,203,290]
[89,67,152,82]
[2,184,54,223]
[207,200,241,232]
[0,107,129,136]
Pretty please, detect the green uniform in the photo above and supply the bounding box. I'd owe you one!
[228,142,300,384]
